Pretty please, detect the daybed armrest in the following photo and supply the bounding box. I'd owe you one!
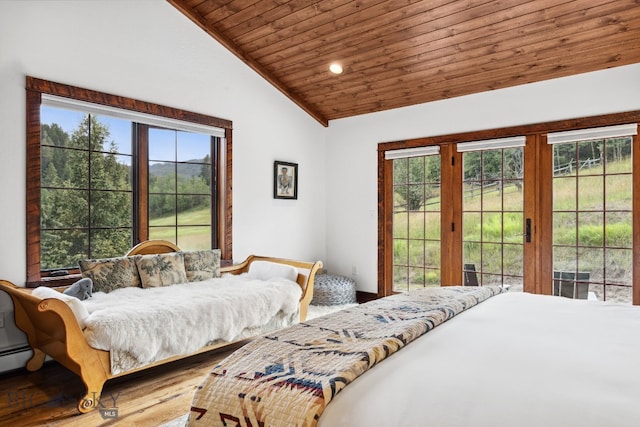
[0,280,110,412]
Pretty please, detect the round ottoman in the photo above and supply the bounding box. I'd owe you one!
[311,274,357,306]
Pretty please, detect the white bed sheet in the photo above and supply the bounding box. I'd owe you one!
[319,292,640,427]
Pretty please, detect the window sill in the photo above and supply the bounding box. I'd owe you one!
[27,274,82,288]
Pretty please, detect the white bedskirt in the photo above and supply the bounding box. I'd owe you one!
[319,292,640,427]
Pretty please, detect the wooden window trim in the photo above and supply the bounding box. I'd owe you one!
[378,110,640,303]
[26,76,233,286]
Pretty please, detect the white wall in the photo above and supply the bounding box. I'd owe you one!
[0,0,326,368]
[325,64,640,293]
[0,0,327,281]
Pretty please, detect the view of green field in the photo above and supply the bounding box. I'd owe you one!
[149,207,212,250]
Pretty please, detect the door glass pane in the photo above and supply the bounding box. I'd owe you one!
[482,213,502,243]
[392,154,441,292]
[463,212,481,242]
[553,177,576,210]
[553,212,576,245]
[504,213,523,244]
[552,136,633,303]
[577,140,601,175]
[577,175,603,210]
[605,248,632,287]
[481,243,502,274]
[606,174,631,210]
[462,146,524,291]
[503,243,524,276]
[408,239,425,265]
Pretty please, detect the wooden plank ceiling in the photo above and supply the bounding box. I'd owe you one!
[168,0,640,127]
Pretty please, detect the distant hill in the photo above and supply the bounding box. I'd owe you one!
[149,159,206,177]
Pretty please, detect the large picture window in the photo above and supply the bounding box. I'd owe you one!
[27,77,233,286]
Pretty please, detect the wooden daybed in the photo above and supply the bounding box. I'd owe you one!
[0,240,322,413]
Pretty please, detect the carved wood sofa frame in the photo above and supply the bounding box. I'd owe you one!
[0,240,322,413]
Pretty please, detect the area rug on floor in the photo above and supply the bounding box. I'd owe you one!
[158,303,358,427]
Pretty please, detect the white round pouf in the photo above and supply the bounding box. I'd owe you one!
[311,274,357,306]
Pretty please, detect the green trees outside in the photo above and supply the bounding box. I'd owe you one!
[393,148,524,213]
[393,140,630,216]
[553,138,631,173]
[392,155,441,211]
[148,167,210,219]
[41,116,133,269]
[41,115,211,270]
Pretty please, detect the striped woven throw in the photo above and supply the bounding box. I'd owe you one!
[188,285,504,427]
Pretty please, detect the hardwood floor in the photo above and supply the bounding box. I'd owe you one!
[0,343,244,426]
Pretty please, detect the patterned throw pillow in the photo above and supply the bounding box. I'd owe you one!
[135,252,188,288]
[183,249,221,282]
[78,256,141,293]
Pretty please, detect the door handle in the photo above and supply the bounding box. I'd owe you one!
[525,218,532,243]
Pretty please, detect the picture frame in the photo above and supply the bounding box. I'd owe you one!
[274,161,298,200]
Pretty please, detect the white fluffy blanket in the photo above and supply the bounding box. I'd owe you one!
[81,274,302,375]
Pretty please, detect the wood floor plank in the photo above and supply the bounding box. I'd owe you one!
[0,344,243,426]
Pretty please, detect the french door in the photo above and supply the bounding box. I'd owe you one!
[380,115,639,305]
[460,139,525,290]
[387,138,527,294]
[388,147,442,293]
[547,125,636,303]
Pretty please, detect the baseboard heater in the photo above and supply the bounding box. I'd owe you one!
[0,346,33,374]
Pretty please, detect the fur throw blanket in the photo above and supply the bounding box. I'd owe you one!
[82,274,302,374]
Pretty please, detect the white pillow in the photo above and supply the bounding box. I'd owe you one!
[32,286,90,329]
[247,261,298,282]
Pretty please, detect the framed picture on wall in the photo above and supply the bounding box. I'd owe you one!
[274,161,298,199]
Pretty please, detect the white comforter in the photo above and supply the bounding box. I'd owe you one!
[318,292,640,427]
[82,274,301,374]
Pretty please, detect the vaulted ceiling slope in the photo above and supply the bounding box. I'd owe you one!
[169,0,640,127]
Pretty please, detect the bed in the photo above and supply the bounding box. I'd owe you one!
[186,286,640,427]
[0,240,322,413]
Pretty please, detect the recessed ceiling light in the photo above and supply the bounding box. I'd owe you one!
[329,63,343,74]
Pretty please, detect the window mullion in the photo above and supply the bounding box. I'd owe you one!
[135,123,149,243]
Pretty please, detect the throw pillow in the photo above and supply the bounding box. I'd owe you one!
[135,252,188,288]
[183,249,221,282]
[78,256,141,293]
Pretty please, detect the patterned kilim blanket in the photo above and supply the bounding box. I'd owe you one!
[188,286,504,427]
